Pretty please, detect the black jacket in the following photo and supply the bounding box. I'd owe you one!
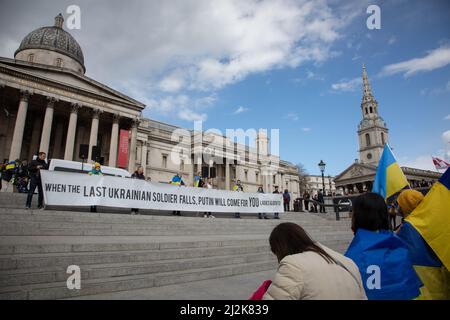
[131,172,146,180]
[28,159,48,179]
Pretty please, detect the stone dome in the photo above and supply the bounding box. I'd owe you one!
[14,14,85,73]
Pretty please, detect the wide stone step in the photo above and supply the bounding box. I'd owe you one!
[0,251,276,287]
[0,243,273,271]
[0,260,278,300]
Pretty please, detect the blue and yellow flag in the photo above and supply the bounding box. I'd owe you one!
[406,168,450,274]
[345,229,422,300]
[372,144,409,199]
[397,221,448,299]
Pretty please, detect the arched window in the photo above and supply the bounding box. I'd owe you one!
[55,58,62,67]
[28,54,34,63]
[369,107,373,113]
[381,132,385,145]
[365,108,368,115]
[365,133,371,146]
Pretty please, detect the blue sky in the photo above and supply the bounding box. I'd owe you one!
[1,0,449,175]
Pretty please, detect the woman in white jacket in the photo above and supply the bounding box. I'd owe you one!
[263,222,367,300]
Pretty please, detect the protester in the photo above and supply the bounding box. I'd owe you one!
[88,162,103,213]
[1,159,17,193]
[25,152,48,209]
[318,189,325,213]
[272,186,280,219]
[203,178,214,218]
[194,171,204,187]
[303,191,310,212]
[0,159,8,191]
[16,159,29,193]
[262,222,366,300]
[345,192,423,300]
[171,173,184,216]
[282,189,290,212]
[312,194,318,213]
[257,186,269,220]
[131,166,145,215]
[396,189,450,300]
[232,180,244,218]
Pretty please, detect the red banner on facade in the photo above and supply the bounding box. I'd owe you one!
[117,129,129,168]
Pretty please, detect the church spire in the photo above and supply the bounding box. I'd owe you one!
[362,64,374,100]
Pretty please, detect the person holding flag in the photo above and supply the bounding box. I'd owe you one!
[398,169,450,299]
[345,144,423,300]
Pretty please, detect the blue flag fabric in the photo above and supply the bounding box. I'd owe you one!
[345,229,422,300]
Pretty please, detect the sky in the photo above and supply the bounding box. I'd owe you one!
[0,0,449,176]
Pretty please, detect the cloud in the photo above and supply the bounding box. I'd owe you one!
[331,77,362,91]
[302,127,311,132]
[233,106,249,114]
[445,115,450,120]
[380,45,450,77]
[0,0,367,121]
[388,36,396,45]
[285,112,299,121]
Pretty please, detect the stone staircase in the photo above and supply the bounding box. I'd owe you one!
[0,193,353,300]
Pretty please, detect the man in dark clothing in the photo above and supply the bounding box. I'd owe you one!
[318,190,326,213]
[273,186,280,219]
[26,152,48,209]
[131,166,146,214]
[303,191,310,212]
[283,189,291,212]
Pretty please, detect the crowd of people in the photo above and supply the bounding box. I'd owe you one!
[257,189,450,300]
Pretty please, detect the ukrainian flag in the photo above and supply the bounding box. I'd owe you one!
[372,144,409,199]
[405,167,450,298]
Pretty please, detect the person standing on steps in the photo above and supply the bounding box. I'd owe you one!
[283,189,291,212]
[232,179,244,218]
[25,152,48,209]
[170,173,184,216]
[318,189,326,213]
[203,178,215,218]
[257,186,269,220]
[88,162,103,213]
[131,166,146,215]
[272,186,280,219]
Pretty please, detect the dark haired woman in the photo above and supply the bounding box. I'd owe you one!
[345,192,422,300]
[262,222,366,300]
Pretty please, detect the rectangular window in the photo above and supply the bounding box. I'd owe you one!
[244,170,248,181]
[180,160,184,171]
[162,154,167,168]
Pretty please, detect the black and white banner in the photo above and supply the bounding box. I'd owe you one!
[40,171,284,213]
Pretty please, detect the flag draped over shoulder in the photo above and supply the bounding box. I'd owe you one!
[345,229,422,300]
[372,144,409,199]
[406,168,450,272]
[397,221,448,299]
[171,175,182,186]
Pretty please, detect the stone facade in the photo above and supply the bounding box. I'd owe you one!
[0,14,301,204]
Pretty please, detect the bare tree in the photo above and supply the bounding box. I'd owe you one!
[295,163,308,195]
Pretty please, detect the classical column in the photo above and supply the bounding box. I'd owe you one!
[128,118,139,172]
[9,90,31,161]
[39,97,57,155]
[88,108,102,163]
[52,118,64,159]
[225,161,230,190]
[141,141,148,176]
[64,103,81,160]
[28,116,42,159]
[108,113,120,167]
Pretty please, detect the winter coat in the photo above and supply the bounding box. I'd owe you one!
[263,244,367,300]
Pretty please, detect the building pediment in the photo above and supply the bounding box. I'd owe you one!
[0,57,145,111]
[334,162,377,184]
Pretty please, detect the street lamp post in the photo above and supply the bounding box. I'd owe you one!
[318,160,326,194]
[328,175,332,196]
